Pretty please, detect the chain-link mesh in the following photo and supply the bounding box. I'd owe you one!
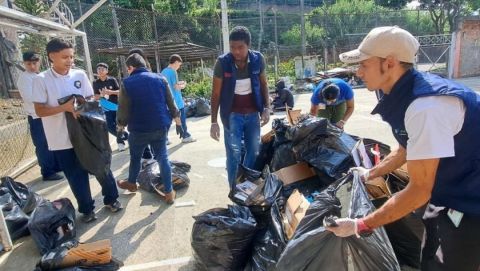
[0,1,453,177]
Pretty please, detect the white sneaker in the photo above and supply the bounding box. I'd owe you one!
[182,136,197,143]
[118,143,126,152]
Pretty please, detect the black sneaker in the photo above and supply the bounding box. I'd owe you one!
[81,212,97,223]
[43,173,64,181]
[105,200,122,213]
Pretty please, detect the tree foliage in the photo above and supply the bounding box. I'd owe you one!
[374,0,408,9]
[416,0,479,33]
[14,0,48,54]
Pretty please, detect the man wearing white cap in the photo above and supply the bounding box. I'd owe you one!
[325,26,480,270]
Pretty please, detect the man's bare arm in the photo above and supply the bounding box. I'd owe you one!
[310,104,319,116]
[259,74,270,108]
[364,158,439,228]
[342,99,355,122]
[211,77,222,123]
[368,145,407,179]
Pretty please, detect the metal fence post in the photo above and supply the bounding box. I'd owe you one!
[0,208,13,252]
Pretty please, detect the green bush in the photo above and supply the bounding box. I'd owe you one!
[183,78,212,98]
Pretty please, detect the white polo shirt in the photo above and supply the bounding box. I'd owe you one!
[32,68,93,151]
[16,71,39,118]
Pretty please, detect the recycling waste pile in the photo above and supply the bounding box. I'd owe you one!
[184,97,211,118]
[0,176,122,270]
[191,111,425,271]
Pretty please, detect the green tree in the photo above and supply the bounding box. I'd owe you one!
[14,0,49,53]
[374,0,408,9]
[280,21,326,46]
[416,0,479,33]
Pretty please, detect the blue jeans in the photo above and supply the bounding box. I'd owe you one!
[105,110,127,144]
[53,148,119,214]
[168,108,191,140]
[179,108,191,138]
[224,112,261,188]
[28,116,60,177]
[127,128,173,193]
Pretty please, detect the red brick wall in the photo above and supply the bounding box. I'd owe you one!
[453,17,480,78]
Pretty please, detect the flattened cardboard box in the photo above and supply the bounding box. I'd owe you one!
[284,189,310,239]
[60,239,112,268]
[273,162,316,186]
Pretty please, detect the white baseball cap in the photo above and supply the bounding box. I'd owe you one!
[339,26,420,64]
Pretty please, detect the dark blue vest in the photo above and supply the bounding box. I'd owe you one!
[372,69,480,215]
[122,68,172,132]
[219,50,264,129]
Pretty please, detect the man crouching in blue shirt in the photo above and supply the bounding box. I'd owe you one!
[116,53,183,204]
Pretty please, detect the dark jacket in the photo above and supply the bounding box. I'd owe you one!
[218,50,265,128]
[117,67,179,132]
[372,69,480,215]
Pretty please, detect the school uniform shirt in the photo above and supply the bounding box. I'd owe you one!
[32,68,93,151]
[93,76,120,104]
[16,71,39,118]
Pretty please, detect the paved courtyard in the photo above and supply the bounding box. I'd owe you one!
[1,76,478,270]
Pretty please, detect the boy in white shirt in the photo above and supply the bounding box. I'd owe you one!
[17,51,62,181]
[32,39,121,223]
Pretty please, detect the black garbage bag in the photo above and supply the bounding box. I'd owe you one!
[270,142,297,172]
[252,140,274,172]
[0,199,30,240]
[194,98,211,117]
[1,176,44,214]
[229,166,283,228]
[191,205,258,271]
[137,161,191,193]
[276,174,400,271]
[294,131,357,179]
[246,197,288,271]
[285,117,329,144]
[184,98,197,118]
[33,240,121,271]
[271,118,290,147]
[28,198,76,254]
[57,95,111,177]
[370,173,424,269]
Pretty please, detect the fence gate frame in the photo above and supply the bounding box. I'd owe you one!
[416,34,452,75]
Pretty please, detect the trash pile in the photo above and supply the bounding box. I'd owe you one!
[184,97,211,118]
[191,110,424,271]
[137,160,191,197]
[0,176,121,270]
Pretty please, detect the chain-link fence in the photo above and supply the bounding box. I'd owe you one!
[0,1,454,177]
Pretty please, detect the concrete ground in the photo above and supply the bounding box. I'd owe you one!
[1,76,478,270]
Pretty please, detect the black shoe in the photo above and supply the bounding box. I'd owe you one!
[43,173,64,181]
[81,212,97,223]
[105,200,122,213]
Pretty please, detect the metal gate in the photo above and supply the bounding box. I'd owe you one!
[416,34,452,75]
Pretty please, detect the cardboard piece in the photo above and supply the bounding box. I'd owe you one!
[273,162,316,186]
[284,189,310,239]
[261,129,275,143]
[365,176,391,200]
[60,239,112,268]
[286,107,302,125]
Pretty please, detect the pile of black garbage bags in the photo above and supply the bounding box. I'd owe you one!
[191,115,425,271]
[0,177,120,271]
[184,97,211,118]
